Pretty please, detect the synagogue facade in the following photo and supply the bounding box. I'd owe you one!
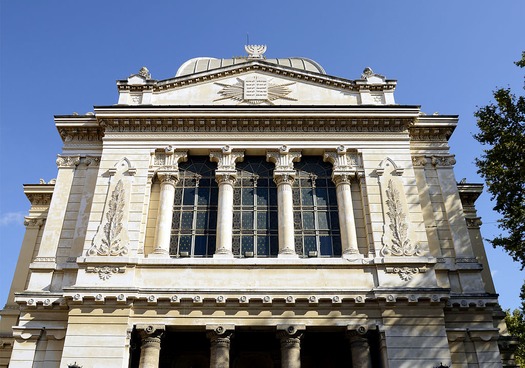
[0,46,518,367]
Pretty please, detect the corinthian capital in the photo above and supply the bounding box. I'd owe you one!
[156,168,179,186]
[56,155,80,168]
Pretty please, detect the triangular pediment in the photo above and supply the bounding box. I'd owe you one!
[117,60,397,106]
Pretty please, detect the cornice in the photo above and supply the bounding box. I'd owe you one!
[23,184,54,206]
[117,60,397,93]
[54,116,103,143]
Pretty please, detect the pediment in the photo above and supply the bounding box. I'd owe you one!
[117,60,396,106]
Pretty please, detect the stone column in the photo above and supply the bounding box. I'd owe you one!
[347,326,372,368]
[153,168,179,256]
[138,325,164,368]
[267,146,301,257]
[210,146,244,257]
[152,148,187,257]
[277,326,303,368]
[324,147,361,257]
[207,326,233,368]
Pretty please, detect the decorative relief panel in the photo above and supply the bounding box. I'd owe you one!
[378,159,421,257]
[88,158,135,256]
[214,76,296,105]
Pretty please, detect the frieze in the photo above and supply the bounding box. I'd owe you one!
[26,193,53,206]
[409,126,454,141]
[101,117,412,134]
[58,127,104,143]
[86,265,125,280]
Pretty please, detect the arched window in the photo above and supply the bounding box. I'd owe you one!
[293,157,341,257]
[232,157,278,257]
[170,157,218,257]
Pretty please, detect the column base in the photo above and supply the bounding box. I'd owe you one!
[214,249,234,258]
[148,250,171,259]
[342,251,363,259]
[278,252,299,259]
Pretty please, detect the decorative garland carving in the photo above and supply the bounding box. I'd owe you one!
[88,180,128,256]
[86,266,125,280]
[381,180,421,257]
[385,266,422,281]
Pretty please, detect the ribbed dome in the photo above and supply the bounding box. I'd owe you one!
[175,57,326,77]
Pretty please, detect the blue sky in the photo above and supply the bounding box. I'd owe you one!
[1,1,524,310]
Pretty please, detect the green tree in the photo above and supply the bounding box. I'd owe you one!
[475,52,525,365]
[474,52,525,267]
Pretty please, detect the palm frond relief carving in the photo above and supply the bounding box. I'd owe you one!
[88,180,129,256]
[381,179,420,257]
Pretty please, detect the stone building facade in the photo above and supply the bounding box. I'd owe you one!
[0,46,518,367]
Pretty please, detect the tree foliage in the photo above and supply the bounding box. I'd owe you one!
[474,51,525,268]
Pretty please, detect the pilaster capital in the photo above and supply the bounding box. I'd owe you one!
[210,146,244,171]
[324,146,360,171]
[347,325,369,342]
[156,168,179,186]
[266,145,301,171]
[431,155,456,168]
[12,327,43,342]
[56,155,80,168]
[24,217,45,228]
[85,156,101,167]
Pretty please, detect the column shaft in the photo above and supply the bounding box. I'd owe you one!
[215,175,235,256]
[209,333,232,368]
[275,175,296,256]
[280,336,301,368]
[349,335,372,368]
[139,336,162,368]
[335,177,359,255]
[153,174,177,256]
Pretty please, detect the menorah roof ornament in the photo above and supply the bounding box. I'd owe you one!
[245,44,267,59]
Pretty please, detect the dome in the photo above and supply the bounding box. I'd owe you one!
[175,56,326,77]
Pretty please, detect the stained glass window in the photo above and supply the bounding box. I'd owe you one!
[232,157,278,257]
[170,157,218,257]
[293,157,341,257]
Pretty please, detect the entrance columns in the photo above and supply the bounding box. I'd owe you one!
[347,326,372,368]
[324,147,361,257]
[267,146,301,257]
[207,325,234,368]
[210,146,244,257]
[137,325,164,368]
[277,325,304,368]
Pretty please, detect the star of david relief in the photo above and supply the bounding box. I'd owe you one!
[214,75,297,105]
